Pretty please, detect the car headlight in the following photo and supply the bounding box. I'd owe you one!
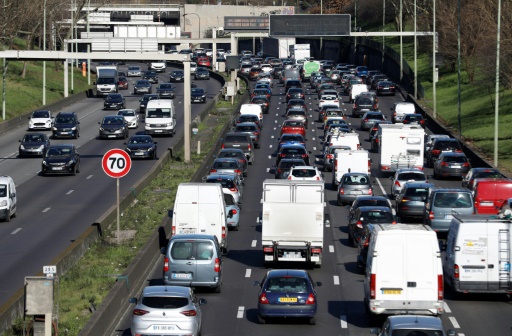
[99,127,104,131]
[66,159,74,166]
[202,95,206,98]
[166,123,173,127]
[20,145,25,150]
[148,147,154,151]
[52,127,57,131]
[38,145,44,150]
[29,121,34,126]
[42,160,47,166]
[125,148,131,152]
[45,120,51,125]
[71,126,77,130]
[0,200,7,207]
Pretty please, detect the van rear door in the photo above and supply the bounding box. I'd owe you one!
[405,235,439,302]
[168,240,197,285]
[456,230,489,290]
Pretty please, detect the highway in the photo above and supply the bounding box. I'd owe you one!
[112,74,512,336]
[0,63,222,306]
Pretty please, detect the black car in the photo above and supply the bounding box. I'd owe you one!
[250,96,270,114]
[41,144,80,176]
[19,133,50,157]
[52,112,80,139]
[142,71,159,84]
[103,93,126,110]
[276,144,310,166]
[156,83,175,99]
[169,70,184,82]
[376,80,396,96]
[347,206,396,246]
[98,115,129,139]
[133,80,152,95]
[285,88,305,103]
[274,158,306,179]
[191,88,207,103]
[194,67,210,80]
[426,138,463,167]
[233,113,262,129]
[124,134,157,160]
[139,94,159,114]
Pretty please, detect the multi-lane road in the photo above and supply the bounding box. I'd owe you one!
[111,73,512,336]
[0,64,222,307]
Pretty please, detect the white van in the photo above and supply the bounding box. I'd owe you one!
[0,175,17,222]
[350,83,369,103]
[332,149,371,187]
[391,102,416,123]
[239,104,263,124]
[171,183,228,251]
[145,99,176,136]
[444,214,512,294]
[364,224,444,321]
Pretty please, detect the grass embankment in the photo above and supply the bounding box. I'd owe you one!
[5,75,245,335]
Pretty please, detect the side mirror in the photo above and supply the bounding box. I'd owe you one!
[315,281,322,286]
[370,328,381,335]
[154,142,158,144]
[199,298,207,305]
[253,280,261,286]
[160,247,167,255]
[446,330,457,336]
[123,142,127,145]
[93,82,96,85]
[18,139,21,143]
[98,122,101,124]
[128,297,138,304]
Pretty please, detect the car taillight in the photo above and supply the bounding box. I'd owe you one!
[133,309,149,316]
[393,112,397,117]
[210,169,217,173]
[327,154,333,159]
[221,144,225,149]
[390,86,395,89]
[356,221,363,228]
[429,211,435,220]
[368,188,373,195]
[248,144,252,150]
[438,274,444,300]
[441,162,449,167]
[370,274,376,299]
[334,159,338,170]
[287,176,292,180]
[364,118,368,122]
[302,154,307,157]
[455,149,463,153]
[180,309,198,317]
[214,257,221,272]
[316,176,321,180]
[432,149,441,155]
[462,162,470,167]
[259,293,269,304]
[239,159,245,163]
[395,181,401,187]
[231,209,237,215]
[253,132,259,136]
[280,154,286,157]
[222,227,226,239]
[403,120,409,124]
[454,264,459,279]
[234,169,241,175]
[306,293,316,305]
[171,225,176,235]
[339,188,344,195]
[277,169,282,173]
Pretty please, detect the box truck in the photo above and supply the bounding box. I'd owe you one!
[94,65,118,97]
[378,124,425,173]
[331,149,371,187]
[291,44,310,63]
[261,180,325,267]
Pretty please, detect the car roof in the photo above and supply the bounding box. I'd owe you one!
[396,168,425,174]
[219,148,244,153]
[49,144,73,149]
[141,285,191,297]
[291,166,317,170]
[357,206,393,212]
[354,195,389,201]
[265,269,309,278]
[56,112,76,116]
[281,143,306,149]
[386,315,444,330]
[207,172,238,179]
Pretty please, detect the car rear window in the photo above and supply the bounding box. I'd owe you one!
[283,121,304,127]
[434,140,461,150]
[142,296,189,309]
[433,192,472,208]
[219,152,243,159]
[206,178,235,189]
[361,211,394,223]
[392,329,444,336]
[225,135,248,143]
[404,187,430,200]
[282,148,306,154]
[358,200,389,208]
[398,172,426,181]
[279,160,305,169]
[236,125,257,132]
[357,98,373,105]
[443,155,467,163]
[171,241,214,261]
[343,175,370,185]
[213,161,238,169]
[291,169,317,178]
[474,170,503,179]
[281,135,303,142]
[265,277,308,292]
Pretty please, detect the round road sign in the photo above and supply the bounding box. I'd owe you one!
[102,148,132,178]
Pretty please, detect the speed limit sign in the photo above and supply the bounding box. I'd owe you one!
[102,149,132,178]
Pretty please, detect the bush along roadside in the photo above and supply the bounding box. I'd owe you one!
[4,87,245,336]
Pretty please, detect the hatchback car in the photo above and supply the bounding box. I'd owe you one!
[233,122,260,148]
[127,65,142,77]
[462,167,506,189]
[347,206,396,246]
[255,269,322,325]
[395,182,434,221]
[337,173,373,205]
[204,172,244,204]
[276,144,310,166]
[426,138,463,167]
[402,113,426,128]
[224,193,241,231]
[433,152,471,179]
[376,80,396,96]
[169,69,185,82]
[103,93,125,110]
[142,70,159,84]
[274,158,306,179]
[287,166,323,181]
[233,114,262,130]
[423,187,475,232]
[52,112,80,139]
[209,157,244,177]
[118,76,128,90]
[217,148,248,177]
[390,168,428,197]
[191,88,207,103]
[129,285,206,336]
[347,195,394,219]
[19,133,50,157]
[277,134,305,152]
[28,109,53,130]
[117,109,139,129]
[285,108,309,128]
[371,315,456,336]
[280,119,306,138]
[360,111,386,131]
[133,80,152,94]
[221,132,254,164]
[194,67,210,80]
[286,88,305,103]
[98,115,129,139]
[41,144,80,176]
[250,95,270,114]
[124,134,157,160]
[352,95,378,118]
[156,83,175,99]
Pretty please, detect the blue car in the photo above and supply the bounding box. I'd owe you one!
[277,133,306,152]
[356,65,368,77]
[255,269,322,325]
[224,193,240,231]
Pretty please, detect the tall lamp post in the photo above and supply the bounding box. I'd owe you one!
[494,0,502,166]
[43,0,47,105]
[183,13,201,38]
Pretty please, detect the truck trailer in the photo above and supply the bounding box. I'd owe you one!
[377,124,425,173]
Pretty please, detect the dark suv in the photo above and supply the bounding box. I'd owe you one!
[395,182,434,221]
[352,94,378,118]
[222,132,254,164]
[284,79,302,92]
[276,144,310,166]
[52,112,80,139]
[426,138,463,167]
[233,123,260,149]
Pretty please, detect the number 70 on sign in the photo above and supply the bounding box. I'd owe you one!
[102,149,132,178]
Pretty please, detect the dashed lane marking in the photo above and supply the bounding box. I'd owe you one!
[329,245,334,253]
[11,228,22,235]
[269,145,272,148]
[268,155,272,160]
[252,240,257,247]
[271,135,274,139]
[86,175,93,179]
[333,275,340,285]
[42,207,51,213]
[66,190,74,195]
[449,317,460,329]
[245,269,251,278]
[266,168,270,173]
[237,306,245,319]
[444,302,451,313]
[340,315,348,328]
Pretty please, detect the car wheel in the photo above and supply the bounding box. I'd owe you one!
[153,151,157,160]
[258,315,266,324]
[232,225,239,231]
[309,317,316,325]
[76,163,80,173]
[214,284,222,293]
[72,166,77,176]
[5,210,11,222]
[18,151,23,158]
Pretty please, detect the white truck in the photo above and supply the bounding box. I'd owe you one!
[171,183,228,251]
[377,124,425,173]
[444,214,512,295]
[94,65,118,97]
[145,99,176,136]
[332,149,371,187]
[261,180,325,267]
[291,44,311,64]
[327,131,360,151]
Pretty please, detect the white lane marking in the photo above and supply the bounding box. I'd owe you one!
[309,114,313,117]
[245,269,251,278]
[256,217,260,223]
[273,127,277,130]
[340,315,348,328]
[329,245,334,253]
[275,120,277,123]
[11,228,22,235]
[66,190,74,195]
[252,240,257,247]
[276,113,279,116]
[444,302,451,313]
[269,145,272,148]
[375,177,387,197]
[268,155,272,160]
[86,175,93,179]
[271,135,274,139]
[42,207,51,213]
[237,306,245,319]
[333,276,340,285]
[266,168,270,173]
[312,137,316,141]
[313,147,316,150]
[449,316,460,329]
[458,334,465,336]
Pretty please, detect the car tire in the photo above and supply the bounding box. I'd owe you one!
[72,167,77,176]
[18,152,24,158]
[233,225,239,231]
[214,284,221,293]
[258,315,266,324]
[76,164,80,174]
[309,317,316,325]
[5,210,10,222]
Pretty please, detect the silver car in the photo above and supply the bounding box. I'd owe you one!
[389,168,428,197]
[337,172,374,205]
[360,111,386,131]
[127,65,141,77]
[129,285,206,336]
[371,315,456,336]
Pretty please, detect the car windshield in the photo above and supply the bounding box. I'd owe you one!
[141,296,189,309]
[0,185,6,197]
[192,89,204,94]
[128,66,140,71]
[361,211,394,223]
[147,108,172,118]
[474,170,503,178]
[103,117,124,125]
[46,147,71,157]
[128,137,151,144]
[23,134,45,142]
[206,178,235,189]
[97,78,115,85]
[106,95,121,101]
[291,168,317,177]
[343,175,369,185]
[391,330,444,336]
[159,84,173,89]
[32,111,50,118]
[265,277,308,292]
[136,81,150,86]
[172,71,183,76]
[434,193,472,208]
[54,116,74,124]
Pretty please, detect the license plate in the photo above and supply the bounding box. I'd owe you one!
[134,152,145,156]
[480,202,494,207]
[445,215,453,219]
[283,252,300,258]
[154,130,163,133]
[108,135,116,138]
[382,290,402,294]
[176,77,182,80]
[179,229,196,234]
[451,165,461,168]
[52,167,63,170]
[351,190,363,194]
[152,325,175,331]
[171,273,192,279]
[278,297,298,303]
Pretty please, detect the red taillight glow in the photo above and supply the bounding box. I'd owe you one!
[288,176,292,180]
[311,247,322,254]
[327,154,333,159]
[180,309,198,317]
[229,186,238,192]
[432,149,441,155]
[221,144,225,149]
[356,221,363,228]
[163,257,169,272]
[259,293,269,304]
[438,274,444,300]
[133,309,149,316]
[306,293,316,304]
[214,257,221,272]
[234,169,241,175]
[429,211,435,220]
[301,154,307,158]
[368,188,373,195]
[339,188,344,195]
[441,162,449,167]
[454,264,459,279]
[462,162,470,167]
[263,246,273,253]
[395,181,401,187]
[210,169,217,173]
[171,225,176,235]
[370,274,376,299]
[222,227,226,239]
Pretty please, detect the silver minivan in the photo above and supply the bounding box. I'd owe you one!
[161,234,222,293]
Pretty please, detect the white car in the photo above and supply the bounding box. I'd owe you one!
[28,110,53,130]
[190,62,197,74]
[127,66,141,77]
[117,109,139,129]
[150,60,166,73]
[287,165,323,181]
[319,94,340,109]
[260,64,273,73]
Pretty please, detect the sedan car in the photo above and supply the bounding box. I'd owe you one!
[255,269,322,325]
[194,67,210,80]
[462,167,506,189]
[433,152,471,179]
[127,65,142,77]
[169,69,185,82]
[98,115,129,140]
[142,71,159,84]
[28,110,53,130]
[124,134,157,160]
[129,285,206,336]
[19,133,50,157]
[133,80,152,94]
[41,144,80,176]
[376,80,396,96]
[209,158,244,177]
[191,88,207,103]
[156,83,175,99]
[117,109,139,129]
[287,166,323,181]
[337,172,373,205]
[217,148,248,177]
[360,111,386,131]
[118,76,129,90]
[285,88,305,103]
[103,93,126,110]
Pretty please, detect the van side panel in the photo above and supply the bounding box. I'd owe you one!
[475,182,512,214]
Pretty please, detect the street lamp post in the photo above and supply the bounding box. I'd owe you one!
[43,0,47,105]
[183,13,201,38]
[494,0,502,166]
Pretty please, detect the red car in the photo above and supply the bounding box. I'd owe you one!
[197,57,211,67]
[280,119,306,138]
[118,77,129,90]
